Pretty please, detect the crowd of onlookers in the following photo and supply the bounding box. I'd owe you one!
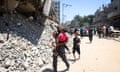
[96,25,114,38]
[68,25,114,38]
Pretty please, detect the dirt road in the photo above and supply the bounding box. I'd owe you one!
[40,36,120,72]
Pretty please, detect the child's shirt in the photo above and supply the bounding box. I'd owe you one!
[73,37,80,47]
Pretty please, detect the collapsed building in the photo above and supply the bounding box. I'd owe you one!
[0,0,59,22]
[0,0,60,72]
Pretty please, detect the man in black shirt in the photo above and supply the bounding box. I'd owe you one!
[73,33,81,61]
[88,27,93,43]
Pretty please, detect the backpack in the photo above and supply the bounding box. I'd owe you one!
[58,33,68,42]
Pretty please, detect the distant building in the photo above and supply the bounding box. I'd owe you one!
[64,21,71,29]
[94,0,120,29]
[107,0,120,29]
[94,5,110,26]
[52,0,60,23]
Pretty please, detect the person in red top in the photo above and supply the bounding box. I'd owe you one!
[52,26,70,72]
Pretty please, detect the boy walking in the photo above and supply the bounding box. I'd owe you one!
[73,33,81,61]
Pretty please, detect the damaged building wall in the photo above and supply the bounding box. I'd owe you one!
[0,13,58,72]
[0,0,59,72]
[0,0,59,23]
[4,0,19,11]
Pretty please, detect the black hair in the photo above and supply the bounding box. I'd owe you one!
[74,28,78,33]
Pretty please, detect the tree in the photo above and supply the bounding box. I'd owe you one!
[74,15,84,27]
[72,14,94,27]
[87,15,94,25]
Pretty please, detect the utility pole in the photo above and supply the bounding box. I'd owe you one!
[62,3,72,25]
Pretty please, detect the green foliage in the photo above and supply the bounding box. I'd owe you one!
[73,14,94,27]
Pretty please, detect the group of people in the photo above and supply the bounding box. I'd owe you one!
[49,25,81,72]
[97,25,114,38]
[48,24,116,72]
[69,27,94,44]
[49,24,112,71]
[73,27,94,43]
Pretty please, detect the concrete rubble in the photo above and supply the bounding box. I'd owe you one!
[0,13,58,72]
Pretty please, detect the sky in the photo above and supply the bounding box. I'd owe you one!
[60,0,111,23]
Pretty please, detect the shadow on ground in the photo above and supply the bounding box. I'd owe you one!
[85,42,91,44]
[42,68,54,72]
[68,59,75,62]
[42,68,69,72]
[68,58,80,63]
[58,69,69,72]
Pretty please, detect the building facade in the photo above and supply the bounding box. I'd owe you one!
[107,0,120,29]
[94,0,120,29]
[52,0,60,24]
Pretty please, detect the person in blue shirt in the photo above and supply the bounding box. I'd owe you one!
[80,27,84,37]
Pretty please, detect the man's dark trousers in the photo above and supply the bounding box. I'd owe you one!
[53,45,69,72]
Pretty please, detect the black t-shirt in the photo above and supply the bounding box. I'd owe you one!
[88,28,93,36]
[73,37,80,46]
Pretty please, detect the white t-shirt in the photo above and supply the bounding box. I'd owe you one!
[110,26,114,31]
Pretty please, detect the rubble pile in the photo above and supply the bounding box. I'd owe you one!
[0,14,57,72]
